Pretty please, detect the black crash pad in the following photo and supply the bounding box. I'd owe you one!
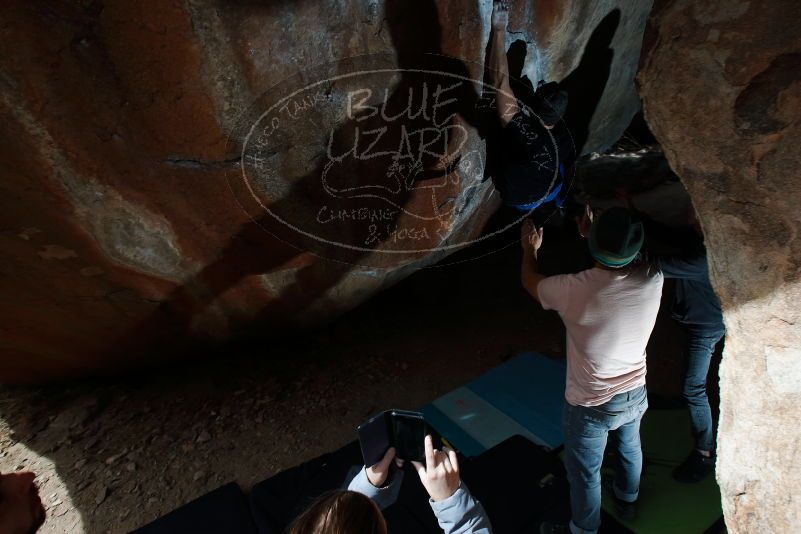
[249,435,571,534]
[461,435,571,532]
[132,436,573,533]
[248,441,365,533]
[131,482,257,534]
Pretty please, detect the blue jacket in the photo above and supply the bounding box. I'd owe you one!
[347,466,493,534]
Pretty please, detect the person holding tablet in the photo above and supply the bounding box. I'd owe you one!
[289,435,492,534]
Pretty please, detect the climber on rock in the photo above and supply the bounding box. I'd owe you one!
[482,1,576,214]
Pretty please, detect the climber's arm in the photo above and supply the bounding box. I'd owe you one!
[520,221,546,303]
[489,1,518,126]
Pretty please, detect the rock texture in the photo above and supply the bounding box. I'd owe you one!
[638,1,801,531]
[0,0,650,383]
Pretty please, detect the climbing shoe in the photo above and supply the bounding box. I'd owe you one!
[602,477,638,521]
[673,449,715,483]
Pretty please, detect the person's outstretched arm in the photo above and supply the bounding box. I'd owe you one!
[619,192,705,253]
[520,220,546,303]
[346,447,405,510]
[413,436,492,534]
[489,1,518,126]
[619,195,710,280]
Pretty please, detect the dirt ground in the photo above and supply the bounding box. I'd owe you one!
[0,175,717,533]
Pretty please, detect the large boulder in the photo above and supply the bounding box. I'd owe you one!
[638,0,801,531]
[0,0,650,383]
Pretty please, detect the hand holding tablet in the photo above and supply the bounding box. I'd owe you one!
[357,409,428,467]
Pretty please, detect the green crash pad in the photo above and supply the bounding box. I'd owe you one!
[600,409,723,533]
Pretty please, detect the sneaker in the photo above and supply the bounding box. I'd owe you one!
[539,521,571,534]
[673,450,715,483]
[602,477,637,521]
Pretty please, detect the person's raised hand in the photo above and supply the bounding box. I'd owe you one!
[366,447,397,487]
[521,219,544,253]
[412,435,461,502]
[577,204,594,239]
[492,1,510,30]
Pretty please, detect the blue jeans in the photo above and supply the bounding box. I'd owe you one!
[683,325,725,452]
[563,386,648,534]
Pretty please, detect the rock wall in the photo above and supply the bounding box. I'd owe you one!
[638,0,801,531]
[0,0,651,383]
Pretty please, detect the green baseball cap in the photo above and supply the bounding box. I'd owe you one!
[588,207,644,268]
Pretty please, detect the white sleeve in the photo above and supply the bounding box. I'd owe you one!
[537,274,571,313]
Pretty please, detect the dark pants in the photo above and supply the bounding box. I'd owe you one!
[683,325,726,452]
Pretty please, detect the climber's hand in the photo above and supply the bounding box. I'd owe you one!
[412,435,461,502]
[366,447,399,487]
[521,219,544,253]
[492,1,510,30]
[577,204,594,239]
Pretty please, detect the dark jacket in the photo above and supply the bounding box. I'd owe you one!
[640,214,725,331]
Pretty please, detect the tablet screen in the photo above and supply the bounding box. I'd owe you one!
[391,411,426,463]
